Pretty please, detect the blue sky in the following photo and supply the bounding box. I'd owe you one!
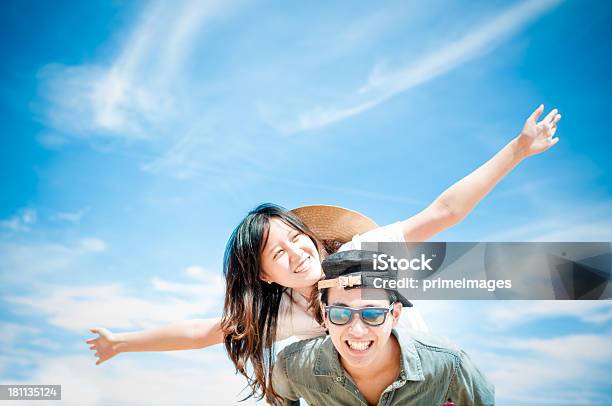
[1,0,611,404]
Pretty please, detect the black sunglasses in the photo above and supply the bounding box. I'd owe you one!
[324,303,395,326]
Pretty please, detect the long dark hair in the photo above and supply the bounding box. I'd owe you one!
[220,203,327,402]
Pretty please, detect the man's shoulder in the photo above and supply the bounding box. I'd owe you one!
[400,330,494,401]
[277,335,328,370]
[398,330,465,378]
[275,335,336,395]
[405,330,462,356]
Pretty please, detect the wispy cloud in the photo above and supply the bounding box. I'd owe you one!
[503,333,612,361]
[184,265,209,280]
[78,238,107,253]
[36,0,564,183]
[5,280,223,332]
[39,0,234,139]
[0,208,37,232]
[416,301,612,405]
[51,207,90,223]
[0,237,108,279]
[151,265,224,297]
[485,301,612,329]
[481,200,612,241]
[0,322,45,379]
[36,0,275,182]
[289,0,562,132]
[0,353,258,405]
[415,300,612,352]
[483,333,612,404]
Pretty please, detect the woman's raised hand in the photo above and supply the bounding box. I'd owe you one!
[86,327,120,365]
[517,104,562,157]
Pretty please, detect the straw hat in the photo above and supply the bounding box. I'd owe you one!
[290,205,379,244]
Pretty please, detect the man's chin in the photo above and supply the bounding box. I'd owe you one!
[340,343,377,368]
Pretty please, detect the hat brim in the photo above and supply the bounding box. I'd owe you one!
[291,205,379,244]
[394,292,413,308]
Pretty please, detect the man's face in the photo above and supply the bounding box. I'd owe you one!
[322,287,402,371]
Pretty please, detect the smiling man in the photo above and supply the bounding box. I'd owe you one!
[272,250,494,406]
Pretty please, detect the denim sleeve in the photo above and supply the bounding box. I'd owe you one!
[445,350,495,406]
[272,352,301,406]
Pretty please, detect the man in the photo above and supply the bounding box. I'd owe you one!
[272,250,495,405]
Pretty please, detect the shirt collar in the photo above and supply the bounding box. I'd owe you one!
[393,329,425,381]
[313,329,425,382]
[313,337,344,377]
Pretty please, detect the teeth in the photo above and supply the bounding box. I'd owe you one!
[294,256,311,273]
[346,340,372,351]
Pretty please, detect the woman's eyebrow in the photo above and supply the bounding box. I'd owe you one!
[265,241,282,256]
[265,229,295,256]
[264,243,276,255]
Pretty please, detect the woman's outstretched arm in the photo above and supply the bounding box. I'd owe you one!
[86,318,223,365]
[401,104,561,242]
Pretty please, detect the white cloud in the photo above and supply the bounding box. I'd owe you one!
[417,301,612,342]
[150,265,225,298]
[488,355,609,404]
[0,208,37,232]
[1,353,260,406]
[151,275,224,297]
[0,323,45,379]
[137,123,218,179]
[0,305,259,405]
[0,322,40,351]
[51,207,90,223]
[291,0,562,132]
[4,297,611,405]
[0,237,108,280]
[480,333,612,404]
[481,200,612,241]
[5,281,223,333]
[294,94,390,133]
[483,218,612,242]
[184,265,208,279]
[78,238,107,253]
[39,0,235,140]
[484,301,612,329]
[1,250,258,405]
[1,232,223,333]
[36,132,69,149]
[503,334,612,361]
[525,221,612,242]
[415,301,612,404]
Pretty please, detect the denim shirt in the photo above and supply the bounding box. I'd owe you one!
[272,329,494,406]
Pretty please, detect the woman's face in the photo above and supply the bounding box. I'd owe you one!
[260,217,323,289]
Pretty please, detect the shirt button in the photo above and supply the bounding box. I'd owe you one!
[336,377,342,382]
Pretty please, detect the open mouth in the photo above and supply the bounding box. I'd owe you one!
[345,340,373,352]
[293,256,312,273]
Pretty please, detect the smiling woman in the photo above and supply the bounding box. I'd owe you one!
[86,104,562,403]
[221,203,429,402]
[259,218,323,295]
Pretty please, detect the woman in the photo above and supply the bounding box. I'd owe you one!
[87,105,561,401]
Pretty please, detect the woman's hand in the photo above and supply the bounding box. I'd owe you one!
[86,327,121,366]
[402,103,563,241]
[84,319,223,364]
[517,104,561,158]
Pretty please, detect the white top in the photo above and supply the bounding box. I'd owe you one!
[276,222,429,341]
